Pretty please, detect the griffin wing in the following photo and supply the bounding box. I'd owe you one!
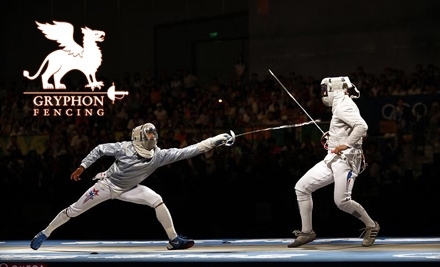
[36,21,83,57]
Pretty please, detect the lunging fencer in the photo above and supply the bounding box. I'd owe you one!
[30,122,232,250]
[288,76,380,248]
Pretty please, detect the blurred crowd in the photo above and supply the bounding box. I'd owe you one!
[0,63,439,239]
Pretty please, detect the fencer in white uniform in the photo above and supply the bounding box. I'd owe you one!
[288,76,380,248]
[30,122,232,250]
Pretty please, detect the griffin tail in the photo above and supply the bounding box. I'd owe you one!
[23,56,49,80]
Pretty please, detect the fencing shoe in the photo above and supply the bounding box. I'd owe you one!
[30,231,48,250]
[360,221,380,247]
[288,230,316,248]
[167,235,195,250]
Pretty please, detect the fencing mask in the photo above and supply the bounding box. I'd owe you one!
[321,76,360,107]
[131,123,158,158]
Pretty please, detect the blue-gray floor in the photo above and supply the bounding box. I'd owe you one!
[1,237,439,267]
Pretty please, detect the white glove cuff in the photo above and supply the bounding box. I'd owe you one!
[197,138,214,153]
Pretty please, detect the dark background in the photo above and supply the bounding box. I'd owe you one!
[2,0,440,87]
[0,0,439,241]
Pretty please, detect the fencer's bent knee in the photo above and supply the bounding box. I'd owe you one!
[65,206,80,218]
[334,198,347,210]
[62,208,71,218]
[154,201,164,209]
[295,182,310,202]
[151,197,163,208]
[334,197,355,213]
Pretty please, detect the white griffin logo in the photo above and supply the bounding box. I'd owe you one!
[23,21,105,91]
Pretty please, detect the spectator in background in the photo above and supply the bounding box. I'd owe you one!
[391,83,407,96]
[158,69,170,90]
[174,123,188,146]
[132,72,142,91]
[235,54,246,78]
[154,103,168,127]
[163,129,177,148]
[10,124,24,136]
[195,106,210,128]
[407,83,421,95]
[208,77,221,95]
[249,73,260,90]
[182,69,198,99]
[262,111,281,126]
[70,127,89,151]
[392,98,413,140]
[127,112,145,132]
[143,69,155,90]
[6,135,23,159]
[150,86,162,106]
[115,104,129,131]
[170,74,183,99]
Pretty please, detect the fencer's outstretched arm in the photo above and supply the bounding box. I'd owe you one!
[70,134,231,182]
[157,133,232,166]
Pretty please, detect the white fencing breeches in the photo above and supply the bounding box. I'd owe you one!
[294,155,374,232]
[66,178,163,217]
[43,178,163,236]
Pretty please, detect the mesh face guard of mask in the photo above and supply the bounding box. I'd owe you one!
[131,123,158,150]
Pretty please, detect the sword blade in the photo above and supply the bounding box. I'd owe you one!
[234,120,321,138]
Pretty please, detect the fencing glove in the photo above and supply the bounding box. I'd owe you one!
[198,133,232,152]
[212,133,232,147]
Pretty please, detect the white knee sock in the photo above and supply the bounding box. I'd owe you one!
[297,196,313,233]
[155,204,178,240]
[349,201,375,228]
[43,210,70,236]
